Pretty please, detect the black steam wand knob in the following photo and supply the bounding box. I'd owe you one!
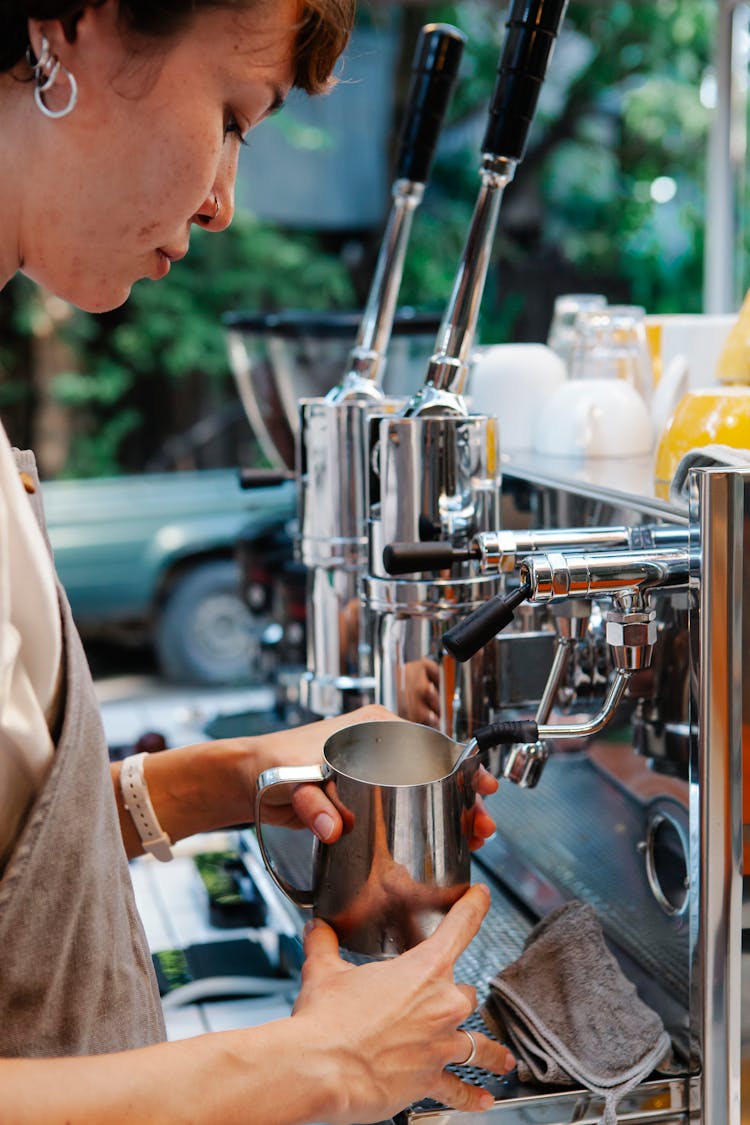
[442,580,532,662]
[382,541,476,576]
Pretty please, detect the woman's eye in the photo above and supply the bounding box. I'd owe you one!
[224,114,248,146]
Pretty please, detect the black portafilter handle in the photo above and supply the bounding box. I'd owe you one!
[382,541,475,575]
[482,0,568,162]
[442,580,532,662]
[396,23,466,183]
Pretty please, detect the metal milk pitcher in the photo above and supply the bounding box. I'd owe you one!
[254,720,481,957]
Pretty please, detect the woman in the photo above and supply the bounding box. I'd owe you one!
[0,2,514,1121]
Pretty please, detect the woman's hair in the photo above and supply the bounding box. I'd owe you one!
[0,0,354,93]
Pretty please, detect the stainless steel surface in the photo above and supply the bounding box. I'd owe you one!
[503,452,689,523]
[475,525,689,575]
[256,721,483,957]
[365,572,507,741]
[692,468,746,1125]
[297,395,401,716]
[366,411,503,739]
[536,667,630,740]
[520,548,690,603]
[369,414,502,575]
[401,1078,694,1123]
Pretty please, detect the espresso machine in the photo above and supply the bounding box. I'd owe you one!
[364,0,569,741]
[296,22,465,719]
[375,450,747,1125]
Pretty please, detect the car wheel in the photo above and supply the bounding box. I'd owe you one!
[155,559,270,685]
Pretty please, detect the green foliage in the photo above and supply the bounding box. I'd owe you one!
[397,0,718,340]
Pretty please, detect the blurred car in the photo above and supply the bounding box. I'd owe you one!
[40,469,297,685]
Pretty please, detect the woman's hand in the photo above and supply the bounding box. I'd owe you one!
[397,657,441,727]
[292,883,515,1122]
[250,705,499,848]
[250,704,400,842]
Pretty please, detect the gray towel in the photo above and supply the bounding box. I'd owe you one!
[481,901,672,1125]
[669,443,750,507]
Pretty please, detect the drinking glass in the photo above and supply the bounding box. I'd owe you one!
[569,304,654,402]
[546,293,608,370]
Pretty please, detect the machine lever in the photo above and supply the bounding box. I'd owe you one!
[396,24,466,183]
[442,580,532,661]
[483,0,568,161]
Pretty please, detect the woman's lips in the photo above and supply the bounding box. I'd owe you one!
[153,246,187,280]
[153,249,172,279]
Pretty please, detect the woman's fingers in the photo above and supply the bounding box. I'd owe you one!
[300,917,344,973]
[469,797,497,850]
[290,782,343,842]
[475,765,499,796]
[424,1030,515,1114]
[449,1029,515,1074]
[420,884,491,967]
[429,1070,497,1114]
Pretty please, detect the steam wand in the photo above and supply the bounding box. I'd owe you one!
[441,545,691,766]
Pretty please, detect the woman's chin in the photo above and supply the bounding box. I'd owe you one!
[22,266,133,313]
[74,286,134,314]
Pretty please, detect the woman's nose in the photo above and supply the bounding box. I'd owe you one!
[193,187,234,231]
[193,149,238,232]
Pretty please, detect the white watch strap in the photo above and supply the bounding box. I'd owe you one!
[120,752,173,862]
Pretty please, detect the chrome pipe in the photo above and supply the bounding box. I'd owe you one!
[536,669,631,740]
[328,181,424,403]
[534,636,576,726]
[520,548,690,603]
[476,524,690,574]
[402,156,515,417]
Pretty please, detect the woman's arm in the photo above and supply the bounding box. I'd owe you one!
[0,886,514,1125]
[111,704,500,859]
[111,704,397,859]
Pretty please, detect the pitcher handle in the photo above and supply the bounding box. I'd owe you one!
[254,764,327,908]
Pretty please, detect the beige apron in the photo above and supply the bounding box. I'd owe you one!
[0,452,166,1055]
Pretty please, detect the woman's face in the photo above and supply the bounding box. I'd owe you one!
[19,0,298,312]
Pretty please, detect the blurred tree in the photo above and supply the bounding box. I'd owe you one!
[396,0,717,341]
[0,0,727,473]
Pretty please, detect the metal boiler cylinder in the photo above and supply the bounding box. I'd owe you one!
[366,411,503,739]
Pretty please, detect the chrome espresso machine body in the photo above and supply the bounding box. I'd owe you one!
[384,452,748,1125]
[296,23,465,719]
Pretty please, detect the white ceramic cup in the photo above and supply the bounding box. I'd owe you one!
[468,343,567,450]
[645,313,736,390]
[532,378,654,458]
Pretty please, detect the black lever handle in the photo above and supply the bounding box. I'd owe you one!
[382,541,475,575]
[482,0,568,162]
[396,23,466,183]
[238,468,296,489]
[442,580,532,662]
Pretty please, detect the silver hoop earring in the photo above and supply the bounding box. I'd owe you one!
[29,34,78,120]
